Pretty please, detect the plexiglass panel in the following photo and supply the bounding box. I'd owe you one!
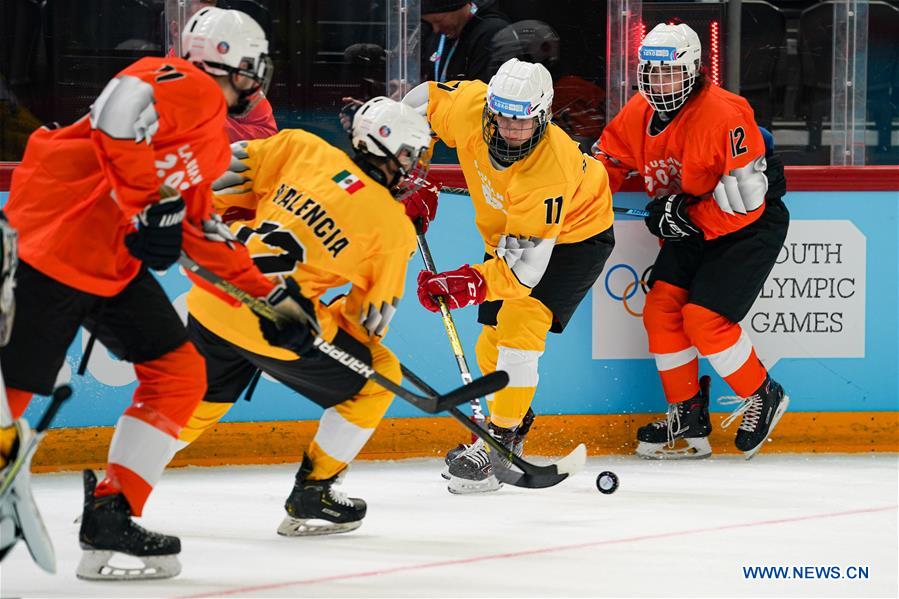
[1,1,896,164]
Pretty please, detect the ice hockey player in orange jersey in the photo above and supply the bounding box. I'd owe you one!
[594,22,790,461]
[172,96,432,536]
[401,58,615,494]
[0,7,310,580]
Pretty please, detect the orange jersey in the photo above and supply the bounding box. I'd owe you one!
[188,129,416,360]
[5,56,273,299]
[426,79,613,301]
[224,95,278,143]
[596,84,766,239]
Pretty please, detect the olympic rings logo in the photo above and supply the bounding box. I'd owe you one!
[603,263,653,317]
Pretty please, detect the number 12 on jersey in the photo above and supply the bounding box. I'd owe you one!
[235,220,307,275]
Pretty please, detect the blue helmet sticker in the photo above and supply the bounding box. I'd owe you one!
[639,46,677,61]
[488,94,533,117]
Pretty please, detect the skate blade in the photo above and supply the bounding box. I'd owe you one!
[277,516,362,537]
[447,474,502,495]
[76,550,181,580]
[743,394,791,461]
[635,438,712,460]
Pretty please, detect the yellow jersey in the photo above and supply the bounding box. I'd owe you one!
[187,129,417,360]
[426,79,613,301]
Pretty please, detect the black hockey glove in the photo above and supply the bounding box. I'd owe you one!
[124,188,186,271]
[645,194,703,240]
[259,278,319,359]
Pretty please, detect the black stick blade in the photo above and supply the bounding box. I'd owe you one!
[433,371,509,413]
[494,468,570,489]
[494,443,587,489]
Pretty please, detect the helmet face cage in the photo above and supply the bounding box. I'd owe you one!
[637,62,696,113]
[223,54,273,117]
[365,137,430,200]
[481,104,548,164]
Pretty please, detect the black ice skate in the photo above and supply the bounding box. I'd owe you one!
[441,408,534,480]
[720,376,790,460]
[76,470,181,580]
[636,376,713,460]
[278,454,366,536]
[447,422,524,494]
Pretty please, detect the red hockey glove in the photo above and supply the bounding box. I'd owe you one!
[402,180,441,233]
[417,265,487,312]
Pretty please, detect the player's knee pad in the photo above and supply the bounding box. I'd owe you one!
[681,303,739,354]
[495,297,552,350]
[643,282,689,329]
[347,343,397,428]
[475,325,499,373]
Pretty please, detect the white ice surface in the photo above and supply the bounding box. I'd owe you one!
[1,455,897,598]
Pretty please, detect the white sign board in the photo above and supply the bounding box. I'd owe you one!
[592,220,866,367]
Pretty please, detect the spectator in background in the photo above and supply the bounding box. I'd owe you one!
[421,0,510,83]
[169,0,277,142]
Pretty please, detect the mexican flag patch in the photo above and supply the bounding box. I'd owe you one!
[332,169,364,194]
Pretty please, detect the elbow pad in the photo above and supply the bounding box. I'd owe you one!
[212,141,252,194]
[495,235,557,288]
[712,156,768,215]
[90,75,159,144]
[401,82,430,117]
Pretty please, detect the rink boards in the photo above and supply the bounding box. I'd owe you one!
[1,166,897,466]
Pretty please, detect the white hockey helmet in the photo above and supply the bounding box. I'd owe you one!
[351,97,433,197]
[637,23,702,114]
[182,6,272,117]
[483,58,554,163]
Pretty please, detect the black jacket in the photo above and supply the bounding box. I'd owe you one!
[421,0,511,83]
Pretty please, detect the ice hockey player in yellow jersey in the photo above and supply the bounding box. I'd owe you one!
[174,96,432,535]
[402,58,615,494]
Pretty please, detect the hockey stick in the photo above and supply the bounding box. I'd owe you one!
[438,187,649,218]
[0,385,72,501]
[415,229,487,436]
[401,365,586,489]
[177,253,507,415]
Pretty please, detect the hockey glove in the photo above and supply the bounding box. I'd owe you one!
[402,180,441,233]
[417,265,486,312]
[259,278,319,358]
[124,187,186,271]
[645,194,703,240]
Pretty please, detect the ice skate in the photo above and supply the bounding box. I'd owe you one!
[447,422,524,494]
[278,455,366,536]
[76,470,181,580]
[636,376,712,459]
[441,408,533,480]
[720,376,790,460]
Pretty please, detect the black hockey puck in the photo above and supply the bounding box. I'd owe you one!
[596,471,619,494]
